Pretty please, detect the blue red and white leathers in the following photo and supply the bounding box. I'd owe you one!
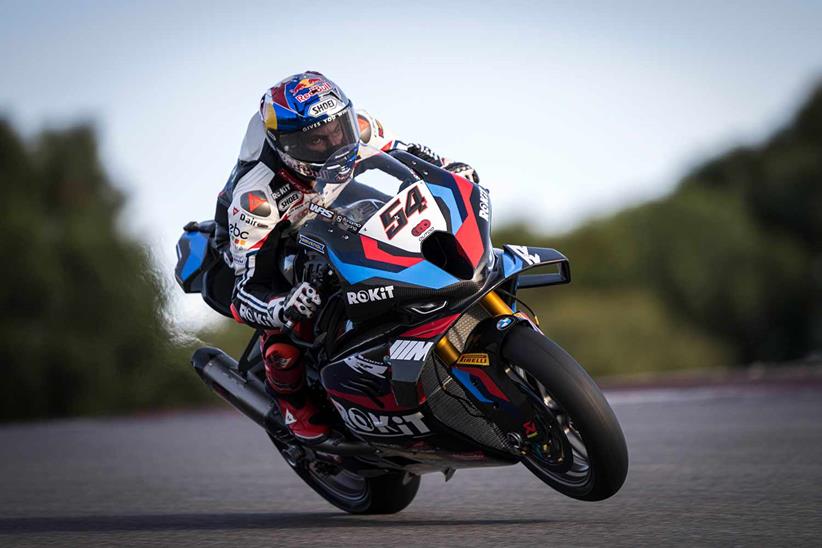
[214,110,474,331]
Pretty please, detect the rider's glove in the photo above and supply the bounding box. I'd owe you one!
[279,282,322,323]
[406,143,480,184]
[406,143,445,167]
[444,161,480,184]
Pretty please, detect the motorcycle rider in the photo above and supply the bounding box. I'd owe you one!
[215,71,479,443]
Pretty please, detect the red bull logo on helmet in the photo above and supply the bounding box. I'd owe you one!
[293,79,333,103]
[293,77,321,94]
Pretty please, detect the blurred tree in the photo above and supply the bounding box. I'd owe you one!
[495,80,822,369]
[0,120,209,420]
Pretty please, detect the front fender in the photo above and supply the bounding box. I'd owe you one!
[500,245,571,288]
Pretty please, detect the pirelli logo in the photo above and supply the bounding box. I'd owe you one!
[389,340,434,361]
[456,353,490,367]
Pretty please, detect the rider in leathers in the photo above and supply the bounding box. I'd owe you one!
[215,71,479,443]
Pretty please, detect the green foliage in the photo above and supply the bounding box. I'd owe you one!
[496,81,822,369]
[0,120,210,420]
[198,318,255,359]
[521,288,732,376]
[4,81,819,421]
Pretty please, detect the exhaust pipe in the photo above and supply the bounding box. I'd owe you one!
[191,347,378,456]
[192,347,277,430]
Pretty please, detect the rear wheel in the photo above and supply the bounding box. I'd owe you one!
[502,325,628,501]
[269,435,420,514]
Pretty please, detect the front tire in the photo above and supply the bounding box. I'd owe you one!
[502,325,628,501]
[269,435,420,514]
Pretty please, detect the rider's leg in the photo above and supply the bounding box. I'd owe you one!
[261,329,329,442]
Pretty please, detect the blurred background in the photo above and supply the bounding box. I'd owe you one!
[2,0,821,421]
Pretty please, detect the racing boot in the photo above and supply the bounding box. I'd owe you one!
[261,332,330,443]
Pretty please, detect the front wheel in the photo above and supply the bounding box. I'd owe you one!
[502,325,628,501]
[269,435,420,514]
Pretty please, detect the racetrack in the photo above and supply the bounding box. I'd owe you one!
[2,382,821,547]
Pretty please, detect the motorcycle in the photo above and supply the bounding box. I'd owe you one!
[175,144,628,514]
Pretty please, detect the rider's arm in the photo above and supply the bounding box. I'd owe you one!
[356,110,480,183]
[226,174,291,329]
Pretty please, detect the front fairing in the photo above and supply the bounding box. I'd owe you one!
[297,147,494,324]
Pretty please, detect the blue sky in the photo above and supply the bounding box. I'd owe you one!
[2,0,821,326]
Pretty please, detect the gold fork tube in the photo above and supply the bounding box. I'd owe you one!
[435,337,460,366]
[434,291,513,365]
[480,290,514,316]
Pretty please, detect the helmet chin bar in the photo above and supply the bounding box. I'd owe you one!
[275,144,322,182]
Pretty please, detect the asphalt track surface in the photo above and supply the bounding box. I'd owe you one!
[1,383,821,547]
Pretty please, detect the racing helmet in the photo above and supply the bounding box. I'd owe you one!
[260,71,360,182]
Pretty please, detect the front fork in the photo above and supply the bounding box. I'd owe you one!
[434,291,513,365]
[432,291,542,454]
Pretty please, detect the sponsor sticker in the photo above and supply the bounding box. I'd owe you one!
[344,355,388,378]
[346,286,395,304]
[278,191,302,212]
[238,212,268,229]
[241,191,271,217]
[294,81,333,103]
[389,339,434,361]
[272,185,293,200]
[509,245,540,266]
[297,234,325,254]
[478,186,490,222]
[411,219,431,237]
[331,400,430,437]
[239,304,274,327]
[308,97,339,117]
[229,223,249,240]
[308,202,334,219]
[456,353,490,367]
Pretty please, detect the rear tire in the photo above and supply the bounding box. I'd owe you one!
[502,325,628,501]
[269,435,420,514]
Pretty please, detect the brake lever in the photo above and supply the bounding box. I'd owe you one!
[283,318,322,350]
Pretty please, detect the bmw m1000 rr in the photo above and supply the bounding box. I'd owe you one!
[175,145,628,514]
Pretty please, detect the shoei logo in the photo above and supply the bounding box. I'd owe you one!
[478,186,490,222]
[389,340,434,361]
[456,353,490,367]
[309,97,338,117]
[331,400,430,437]
[346,286,395,304]
[278,191,302,212]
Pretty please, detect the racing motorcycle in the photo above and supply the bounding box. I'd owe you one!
[175,144,628,514]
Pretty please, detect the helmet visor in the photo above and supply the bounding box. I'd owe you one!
[277,108,359,164]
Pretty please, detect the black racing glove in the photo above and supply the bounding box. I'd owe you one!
[280,281,322,323]
[406,143,445,166]
[443,161,480,184]
[406,143,480,184]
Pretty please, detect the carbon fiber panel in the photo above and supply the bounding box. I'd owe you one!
[447,305,491,352]
[420,305,510,452]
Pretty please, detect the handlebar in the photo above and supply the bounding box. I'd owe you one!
[280,319,322,350]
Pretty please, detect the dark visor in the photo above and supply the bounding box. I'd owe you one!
[278,108,359,163]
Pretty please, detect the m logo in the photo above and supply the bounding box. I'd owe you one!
[389,340,434,361]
